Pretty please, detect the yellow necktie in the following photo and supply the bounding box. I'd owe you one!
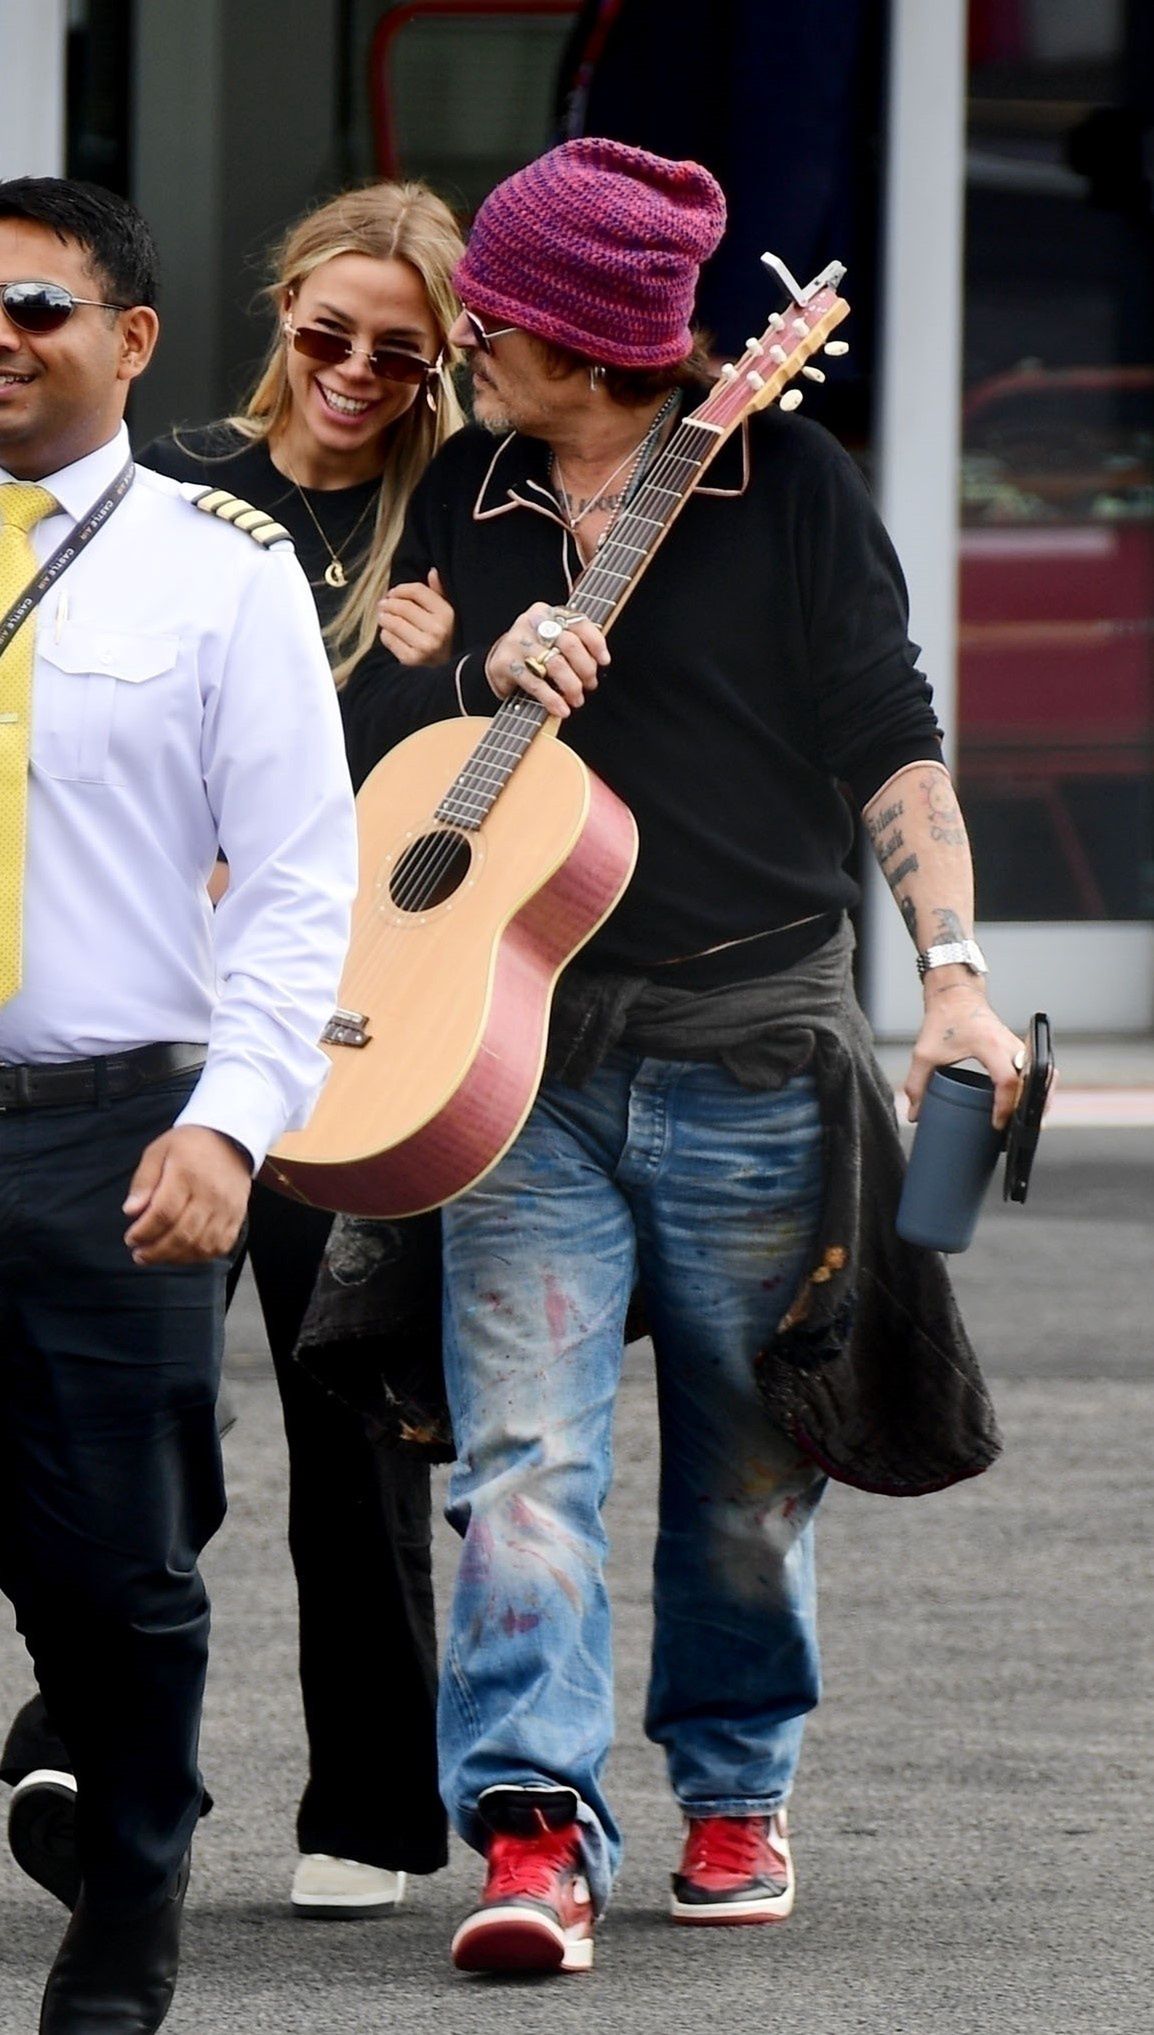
[0,484,59,1004]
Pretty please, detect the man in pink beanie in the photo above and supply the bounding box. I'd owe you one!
[344,137,1017,1977]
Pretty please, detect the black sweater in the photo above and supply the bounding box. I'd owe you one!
[340,409,942,984]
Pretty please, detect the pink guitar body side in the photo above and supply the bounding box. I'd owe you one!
[263,715,638,1217]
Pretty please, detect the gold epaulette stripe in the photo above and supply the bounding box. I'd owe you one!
[185,484,293,550]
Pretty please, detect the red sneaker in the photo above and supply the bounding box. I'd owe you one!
[452,1794,594,1974]
[670,1810,794,1925]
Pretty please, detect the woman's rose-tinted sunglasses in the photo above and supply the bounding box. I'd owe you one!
[284,318,444,404]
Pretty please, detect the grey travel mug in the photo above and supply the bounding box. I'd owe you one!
[896,1066,1005,1253]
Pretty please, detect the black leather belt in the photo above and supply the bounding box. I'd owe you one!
[0,1042,207,1112]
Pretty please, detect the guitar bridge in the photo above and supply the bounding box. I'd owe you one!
[323,1007,371,1049]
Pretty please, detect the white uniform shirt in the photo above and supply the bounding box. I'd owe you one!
[0,426,358,1170]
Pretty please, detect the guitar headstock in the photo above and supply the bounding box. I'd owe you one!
[698,254,851,433]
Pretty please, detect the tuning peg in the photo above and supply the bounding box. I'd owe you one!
[802,365,826,382]
[767,312,784,331]
[720,362,738,379]
[746,370,766,390]
[745,337,765,355]
[824,339,849,355]
[779,388,804,410]
[791,318,809,336]
[769,345,787,364]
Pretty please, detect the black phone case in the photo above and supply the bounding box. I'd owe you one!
[1003,1012,1054,1204]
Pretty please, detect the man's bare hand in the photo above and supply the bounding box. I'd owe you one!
[378,567,456,664]
[905,978,1024,1130]
[123,1125,252,1266]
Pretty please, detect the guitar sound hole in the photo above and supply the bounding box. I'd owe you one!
[389,829,473,913]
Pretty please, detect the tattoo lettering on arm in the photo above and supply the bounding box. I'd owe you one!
[922,771,967,846]
[887,853,920,890]
[865,799,904,846]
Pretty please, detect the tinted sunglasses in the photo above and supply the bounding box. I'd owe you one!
[1,280,131,334]
[284,319,442,388]
[462,310,519,354]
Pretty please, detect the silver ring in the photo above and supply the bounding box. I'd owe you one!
[536,615,564,643]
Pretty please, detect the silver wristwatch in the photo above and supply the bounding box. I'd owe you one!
[916,938,988,981]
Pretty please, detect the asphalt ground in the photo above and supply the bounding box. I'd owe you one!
[2,1125,1151,2033]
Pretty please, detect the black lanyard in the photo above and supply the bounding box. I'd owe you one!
[0,458,135,658]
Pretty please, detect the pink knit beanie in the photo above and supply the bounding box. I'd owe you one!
[454,137,727,368]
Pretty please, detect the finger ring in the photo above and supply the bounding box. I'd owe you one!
[524,648,558,680]
[536,615,564,643]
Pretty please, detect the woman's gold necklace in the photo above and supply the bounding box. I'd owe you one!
[282,462,378,589]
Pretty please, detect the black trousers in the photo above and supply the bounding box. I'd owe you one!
[237,1182,447,1873]
[0,1076,225,1914]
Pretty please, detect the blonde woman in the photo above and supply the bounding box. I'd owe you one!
[141,182,466,1915]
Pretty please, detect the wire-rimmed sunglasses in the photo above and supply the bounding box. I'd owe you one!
[1,280,132,333]
[284,318,444,393]
[461,310,519,353]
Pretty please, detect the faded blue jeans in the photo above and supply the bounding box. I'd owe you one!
[438,1052,826,1911]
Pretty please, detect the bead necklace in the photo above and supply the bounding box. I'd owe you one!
[550,389,679,549]
[282,463,379,589]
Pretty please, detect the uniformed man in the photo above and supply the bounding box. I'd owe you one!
[0,176,356,2034]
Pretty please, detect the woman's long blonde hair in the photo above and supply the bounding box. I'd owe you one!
[231,182,465,686]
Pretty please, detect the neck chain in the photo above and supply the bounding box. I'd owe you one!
[281,460,379,589]
[550,389,679,550]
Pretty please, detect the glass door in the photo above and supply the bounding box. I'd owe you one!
[958,0,1154,1028]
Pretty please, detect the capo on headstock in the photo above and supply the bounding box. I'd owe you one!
[760,251,846,305]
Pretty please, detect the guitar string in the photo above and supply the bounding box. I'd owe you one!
[375,432,708,931]
[374,408,752,938]
[363,413,741,954]
[360,345,805,954]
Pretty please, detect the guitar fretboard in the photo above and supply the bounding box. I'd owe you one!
[434,416,721,831]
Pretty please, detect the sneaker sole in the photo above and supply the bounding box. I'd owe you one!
[451,1905,593,1974]
[292,1868,406,1919]
[292,1894,404,1918]
[7,1770,81,1911]
[670,1882,795,1926]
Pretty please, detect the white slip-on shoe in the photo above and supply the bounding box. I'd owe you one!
[290,1853,407,1918]
[8,1768,80,1910]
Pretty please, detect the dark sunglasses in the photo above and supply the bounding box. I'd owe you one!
[462,310,518,354]
[1,280,131,334]
[284,319,442,388]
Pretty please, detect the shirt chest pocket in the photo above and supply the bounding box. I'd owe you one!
[34,624,181,785]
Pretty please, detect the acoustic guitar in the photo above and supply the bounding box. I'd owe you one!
[264,254,850,1217]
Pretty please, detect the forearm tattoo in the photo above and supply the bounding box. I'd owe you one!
[933,906,969,944]
[921,771,967,846]
[866,798,920,897]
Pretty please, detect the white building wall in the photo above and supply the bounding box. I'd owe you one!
[0,0,67,178]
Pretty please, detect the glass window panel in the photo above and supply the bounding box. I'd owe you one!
[958,0,1154,921]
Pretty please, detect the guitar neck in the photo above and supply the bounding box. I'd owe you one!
[567,410,731,632]
[435,413,733,829]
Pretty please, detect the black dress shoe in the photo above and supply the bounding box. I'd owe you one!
[39,1852,189,2035]
[8,1768,81,1909]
